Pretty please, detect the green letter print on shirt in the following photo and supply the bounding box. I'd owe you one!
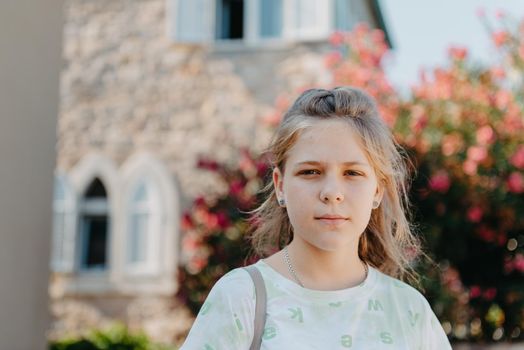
[262,326,277,340]
[380,331,394,344]
[341,334,353,348]
[234,313,243,331]
[288,307,304,323]
[408,310,420,327]
[368,299,384,311]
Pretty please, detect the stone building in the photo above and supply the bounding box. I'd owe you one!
[48,0,389,345]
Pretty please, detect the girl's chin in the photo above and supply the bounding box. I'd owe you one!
[300,235,359,252]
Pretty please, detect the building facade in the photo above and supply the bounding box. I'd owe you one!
[49,0,388,345]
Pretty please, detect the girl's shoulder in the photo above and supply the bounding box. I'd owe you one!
[209,265,257,301]
[374,268,434,310]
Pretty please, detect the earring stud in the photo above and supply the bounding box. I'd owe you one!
[372,200,379,209]
[278,198,285,206]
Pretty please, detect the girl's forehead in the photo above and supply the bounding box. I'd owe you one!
[286,120,371,165]
[294,120,363,148]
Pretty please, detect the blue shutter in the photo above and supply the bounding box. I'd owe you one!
[259,0,283,38]
[169,0,214,43]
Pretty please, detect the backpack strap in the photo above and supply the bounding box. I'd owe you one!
[243,265,267,350]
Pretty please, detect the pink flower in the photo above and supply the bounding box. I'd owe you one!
[325,51,342,68]
[181,213,194,230]
[495,90,512,109]
[478,226,496,242]
[476,125,495,145]
[505,254,524,273]
[482,287,497,301]
[229,180,244,196]
[490,67,506,79]
[194,196,206,207]
[256,161,269,177]
[188,255,208,273]
[497,232,507,247]
[467,145,488,162]
[448,46,468,61]
[492,30,509,47]
[182,234,201,252]
[467,206,483,223]
[216,211,230,229]
[507,172,524,193]
[197,158,219,172]
[442,133,464,156]
[470,285,481,298]
[329,31,345,46]
[205,212,219,230]
[429,170,451,193]
[510,145,524,168]
[463,159,478,175]
[410,105,428,133]
[238,150,257,177]
[514,254,524,272]
[371,29,385,44]
[495,9,506,19]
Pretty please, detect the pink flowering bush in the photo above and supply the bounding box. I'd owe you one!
[178,18,524,343]
[176,150,271,313]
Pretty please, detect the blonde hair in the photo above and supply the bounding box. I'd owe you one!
[246,86,428,285]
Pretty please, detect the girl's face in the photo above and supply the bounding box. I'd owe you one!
[273,118,384,253]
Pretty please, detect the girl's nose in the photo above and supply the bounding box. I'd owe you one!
[319,176,345,203]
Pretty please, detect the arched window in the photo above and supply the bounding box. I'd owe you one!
[125,178,161,274]
[120,153,179,285]
[51,175,75,272]
[79,177,109,270]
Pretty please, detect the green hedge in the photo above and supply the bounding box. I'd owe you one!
[49,323,176,350]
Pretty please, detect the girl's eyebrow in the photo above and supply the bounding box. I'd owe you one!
[294,160,370,168]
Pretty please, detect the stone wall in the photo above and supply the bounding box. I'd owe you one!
[58,0,331,203]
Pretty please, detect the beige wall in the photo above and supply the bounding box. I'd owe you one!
[0,1,63,349]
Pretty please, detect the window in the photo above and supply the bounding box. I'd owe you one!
[79,178,109,270]
[127,180,159,269]
[120,153,171,278]
[216,0,244,39]
[168,0,331,44]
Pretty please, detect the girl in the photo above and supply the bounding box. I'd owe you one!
[180,87,452,349]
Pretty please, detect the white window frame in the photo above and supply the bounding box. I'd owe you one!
[118,152,180,295]
[69,153,119,283]
[124,178,162,276]
[168,0,336,46]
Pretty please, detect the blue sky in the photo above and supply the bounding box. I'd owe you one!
[379,0,524,92]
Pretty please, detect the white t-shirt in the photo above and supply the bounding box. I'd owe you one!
[180,259,452,350]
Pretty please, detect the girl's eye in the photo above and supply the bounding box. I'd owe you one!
[298,170,361,176]
[299,169,320,175]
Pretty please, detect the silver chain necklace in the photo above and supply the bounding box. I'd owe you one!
[283,245,369,288]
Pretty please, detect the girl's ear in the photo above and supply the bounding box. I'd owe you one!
[374,181,385,204]
[272,167,284,197]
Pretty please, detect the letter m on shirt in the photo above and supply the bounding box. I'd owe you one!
[368,299,383,311]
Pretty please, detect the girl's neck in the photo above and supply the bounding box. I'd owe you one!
[268,238,368,291]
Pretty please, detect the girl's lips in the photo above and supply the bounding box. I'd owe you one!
[316,218,348,227]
